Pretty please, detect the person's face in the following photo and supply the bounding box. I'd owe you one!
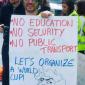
[10,0,19,5]
[62,3,69,14]
[23,0,37,13]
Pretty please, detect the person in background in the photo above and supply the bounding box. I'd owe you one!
[38,0,50,14]
[0,0,25,85]
[62,0,78,16]
[77,0,85,54]
[77,1,85,85]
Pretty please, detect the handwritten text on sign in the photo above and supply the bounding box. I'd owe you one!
[9,15,77,85]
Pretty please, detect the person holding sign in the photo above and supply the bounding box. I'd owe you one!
[0,0,53,85]
[23,0,53,16]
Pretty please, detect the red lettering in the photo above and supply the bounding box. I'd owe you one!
[36,19,40,26]
[28,38,55,46]
[27,28,64,37]
[10,28,23,37]
[11,17,25,26]
[28,18,73,27]
[30,19,35,26]
[40,45,77,54]
[10,39,23,47]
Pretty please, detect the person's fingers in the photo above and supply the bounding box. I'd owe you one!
[41,12,46,18]
[41,11,52,18]
[48,13,52,16]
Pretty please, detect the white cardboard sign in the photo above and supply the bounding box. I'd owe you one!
[9,15,78,85]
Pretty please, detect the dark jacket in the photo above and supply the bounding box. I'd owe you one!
[0,2,25,26]
[0,2,25,44]
[0,2,25,85]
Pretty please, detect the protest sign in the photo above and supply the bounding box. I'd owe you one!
[9,15,78,85]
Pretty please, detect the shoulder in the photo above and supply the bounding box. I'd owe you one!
[69,10,78,16]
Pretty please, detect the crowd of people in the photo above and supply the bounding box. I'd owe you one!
[0,0,85,85]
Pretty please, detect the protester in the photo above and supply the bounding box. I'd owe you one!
[0,0,53,85]
[77,0,85,54]
[23,0,52,16]
[0,0,25,85]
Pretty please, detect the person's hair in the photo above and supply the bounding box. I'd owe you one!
[62,0,75,15]
[38,0,50,14]
[77,0,85,16]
